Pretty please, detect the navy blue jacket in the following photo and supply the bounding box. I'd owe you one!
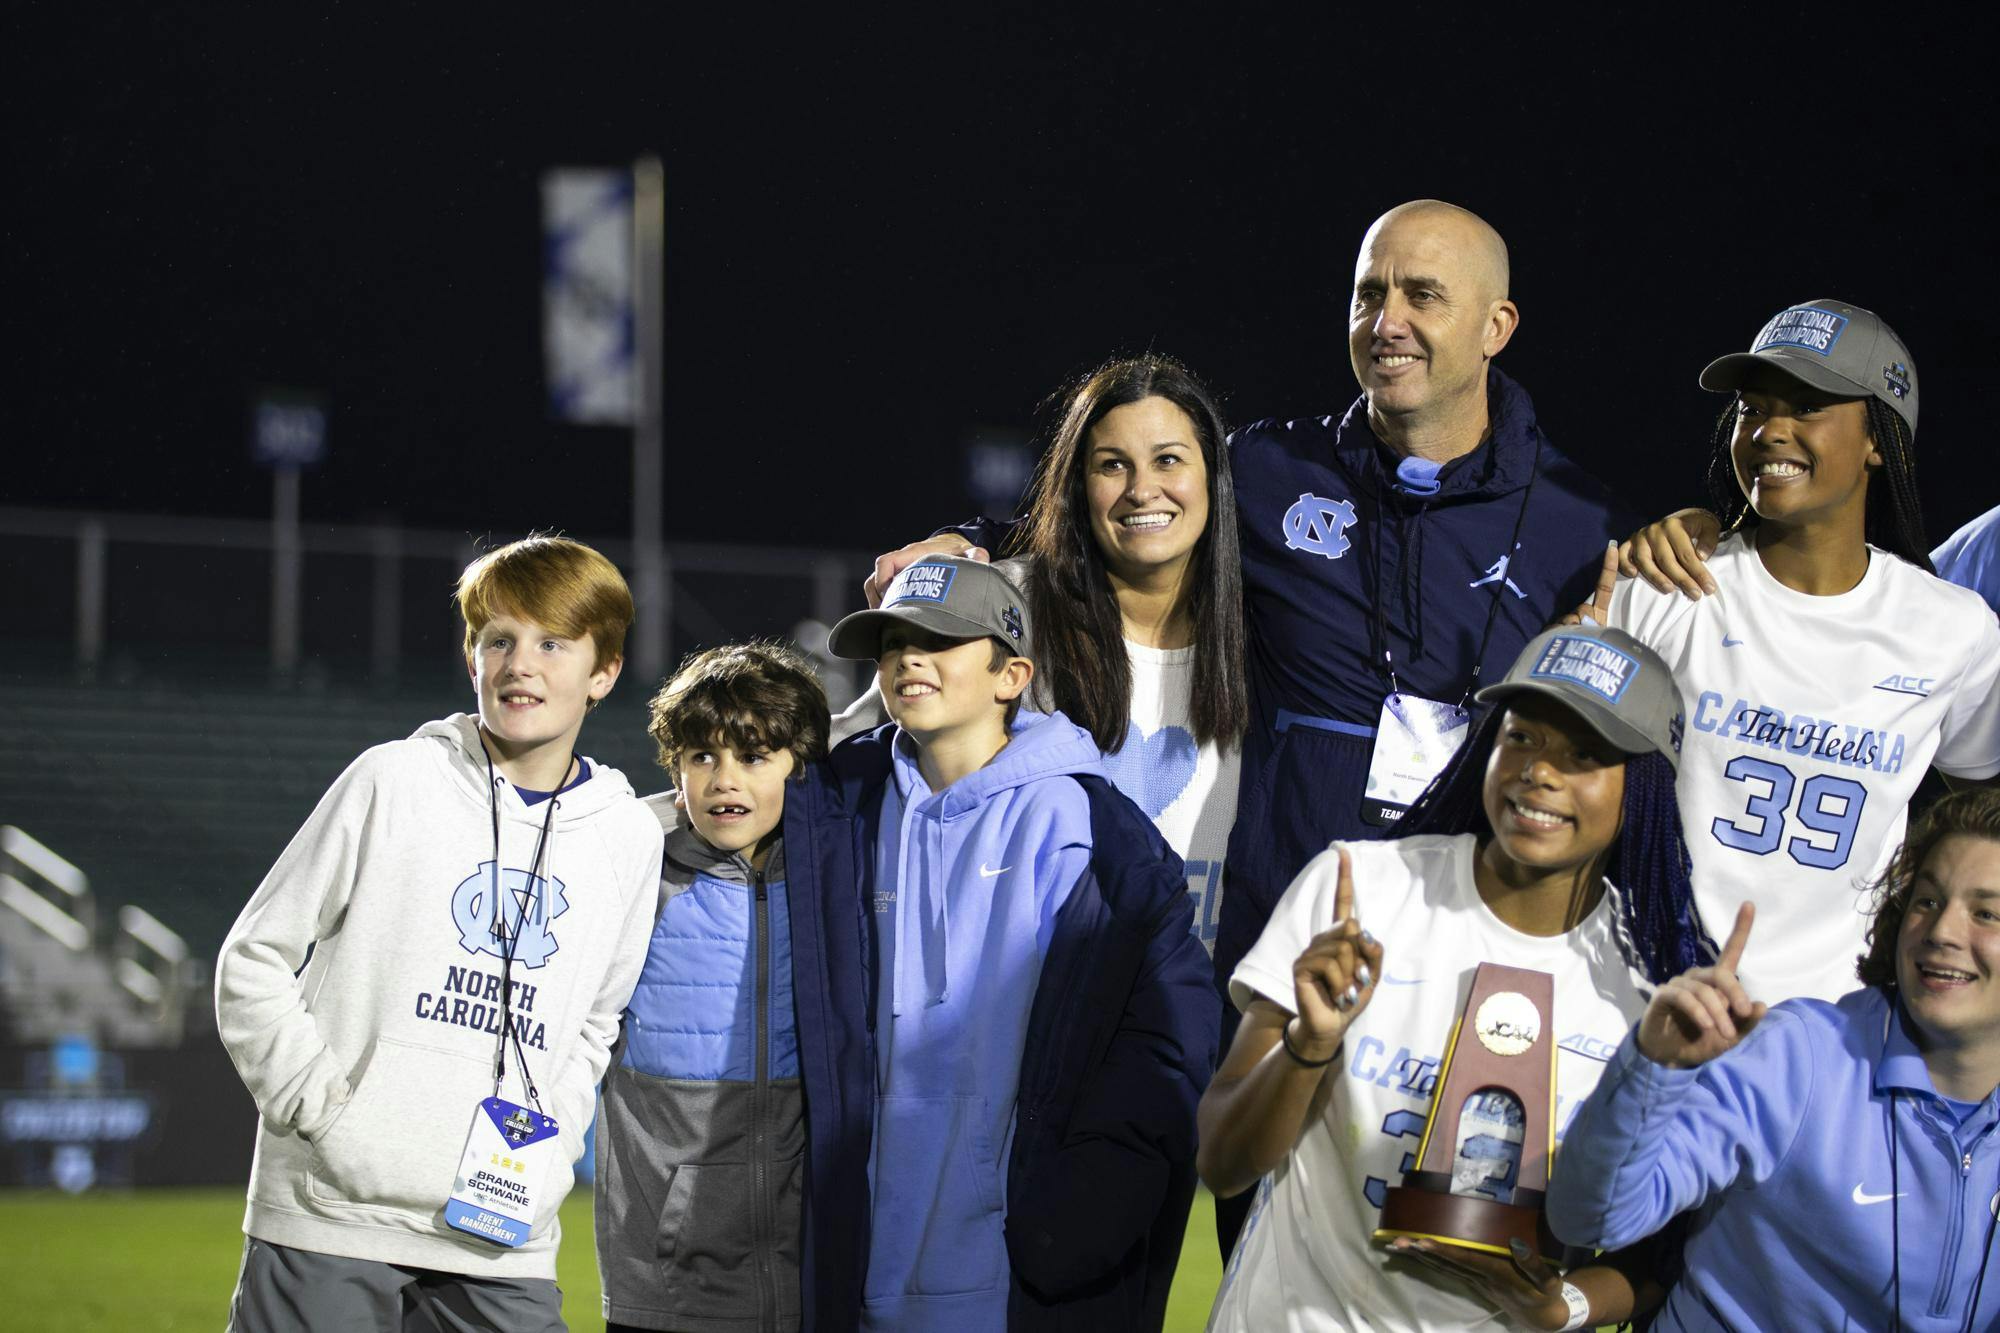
[1215,368,1637,997]
[1230,368,1634,761]
[787,725,1219,1331]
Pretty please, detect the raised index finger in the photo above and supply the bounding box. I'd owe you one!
[1332,845,1358,930]
[1585,540,1618,625]
[1717,901,1756,974]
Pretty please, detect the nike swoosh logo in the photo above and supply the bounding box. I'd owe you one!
[1852,1184,1905,1205]
[979,864,1012,878]
[1721,636,1745,648]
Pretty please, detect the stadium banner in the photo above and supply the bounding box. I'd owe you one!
[0,1034,254,1189]
[541,168,636,424]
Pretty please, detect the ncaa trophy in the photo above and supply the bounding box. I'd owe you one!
[1374,962,1562,1259]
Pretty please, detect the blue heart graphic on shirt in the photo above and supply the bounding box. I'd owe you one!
[1102,721,1199,819]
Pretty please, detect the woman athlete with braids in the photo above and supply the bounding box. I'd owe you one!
[1198,623,1708,1332]
[1584,299,2000,1004]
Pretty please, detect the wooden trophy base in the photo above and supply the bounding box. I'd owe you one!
[1373,1172,1559,1261]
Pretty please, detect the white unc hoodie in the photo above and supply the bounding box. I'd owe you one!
[216,714,662,1277]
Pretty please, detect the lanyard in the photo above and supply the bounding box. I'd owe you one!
[1365,433,1541,707]
[1887,1045,2000,1331]
[478,730,571,1114]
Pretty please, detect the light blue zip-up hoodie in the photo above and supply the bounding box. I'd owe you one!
[862,710,1104,1332]
[1548,986,2000,1331]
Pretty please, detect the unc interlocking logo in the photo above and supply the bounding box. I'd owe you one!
[1282,492,1357,560]
[451,861,569,969]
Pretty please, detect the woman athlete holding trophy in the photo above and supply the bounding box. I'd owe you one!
[1198,623,1710,1332]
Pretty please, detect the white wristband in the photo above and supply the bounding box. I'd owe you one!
[1556,1280,1591,1332]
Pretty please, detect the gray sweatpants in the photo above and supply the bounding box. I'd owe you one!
[227,1237,566,1333]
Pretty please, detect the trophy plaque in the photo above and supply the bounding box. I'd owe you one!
[1374,962,1560,1259]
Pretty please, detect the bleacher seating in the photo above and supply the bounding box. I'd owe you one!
[0,677,670,958]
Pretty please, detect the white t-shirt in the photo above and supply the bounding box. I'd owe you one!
[1209,834,1649,1333]
[1102,640,1242,955]
[1609,532,2000,1003]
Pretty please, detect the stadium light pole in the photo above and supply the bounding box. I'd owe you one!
[631,155,667,682]
[251,392,324,681]
[272,464,301,678]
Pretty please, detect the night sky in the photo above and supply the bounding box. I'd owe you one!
[9,9,1996,553]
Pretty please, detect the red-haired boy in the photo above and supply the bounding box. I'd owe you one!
[217,536,663,1331]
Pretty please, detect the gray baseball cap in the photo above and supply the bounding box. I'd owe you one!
[1699,298,1918,436]
[1475,625,1684,771]
[828,556,1032,660]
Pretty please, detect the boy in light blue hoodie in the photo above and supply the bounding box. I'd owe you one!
[827,556,1214,1332]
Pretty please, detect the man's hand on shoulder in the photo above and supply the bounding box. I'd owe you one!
[862,535,988,608]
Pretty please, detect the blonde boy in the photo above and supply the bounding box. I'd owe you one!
[217,536,663,1333]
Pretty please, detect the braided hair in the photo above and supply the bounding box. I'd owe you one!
[1702,396,1934,571]
[1388,706,1714,986]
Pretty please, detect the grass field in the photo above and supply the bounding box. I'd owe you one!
[3,1186,1225,1331]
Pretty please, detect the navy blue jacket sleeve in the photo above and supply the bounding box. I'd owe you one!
[1005,783,1220,1301]
[1540,455,1646,620]
[932,513,1027,557]
[785,758,877,1333]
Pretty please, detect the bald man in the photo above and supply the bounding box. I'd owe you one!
[1205,200,1637,1246]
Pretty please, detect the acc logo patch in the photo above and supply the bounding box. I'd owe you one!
[1282,493,1358,560]
[451,862,569,969]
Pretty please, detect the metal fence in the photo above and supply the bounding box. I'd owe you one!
[0,505,878,695]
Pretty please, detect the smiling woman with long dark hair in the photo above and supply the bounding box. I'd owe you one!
[1020,355,1247,756]
[837,352,1248,951]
